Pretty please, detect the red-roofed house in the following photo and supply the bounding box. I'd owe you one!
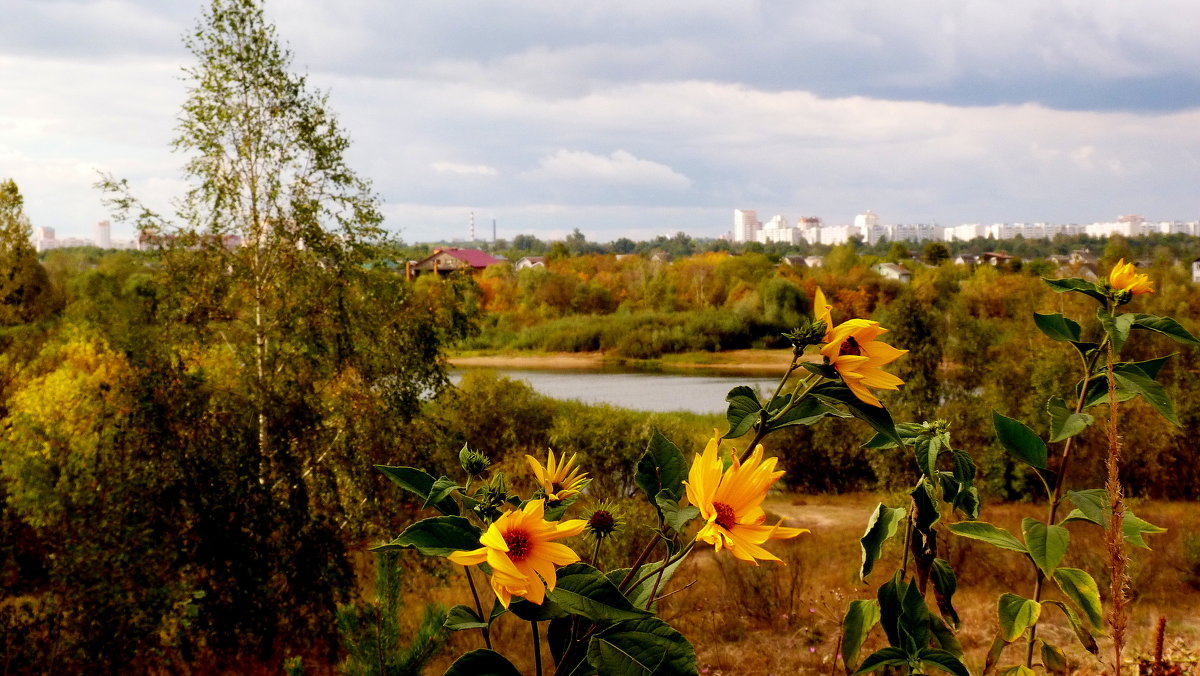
[410,247,502,277]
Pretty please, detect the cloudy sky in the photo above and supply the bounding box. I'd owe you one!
[4,0,1200,244]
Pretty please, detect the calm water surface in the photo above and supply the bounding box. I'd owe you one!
[451,368,780,415]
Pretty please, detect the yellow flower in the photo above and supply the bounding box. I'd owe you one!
[819,318,907,408]
[813,286,834,341]
[1109,258,1154,296]
[447,499,586,607]
[684,433,807,565]
[526,449,589,502]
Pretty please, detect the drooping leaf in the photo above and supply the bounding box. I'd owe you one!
[1123,512,1168,549]
[948,521,1028,553]
[442,649,524,676]
[1041,640,1070,675]
[998,666,1037,676]
[1130,313,1200,345]
[549,563,651,622]
[1113,364,1179,426]
[1043,600,1099,654]
[992,411,1047,469]
[375,465,460,515]
[1080,359,1179,425]
[915,434,943,479]
[1021,518,1070,578]
[841,599,881,674]
[928,614,964,658]
[443,604,487,631]
[930,558,960,629]
[1065,489,1107,525]
[859,504,906,580]
[898,577,932,651]
[372,516,480,557]
[586,617,696,676]
[508,596,568,622]
[607,557,684,613]
[852,647,908,675]
[997,593,1041,642]
[635,431,689,507]
[770,394,849,431]
[1033,312,1082,342]
[1052,568,1103,628]
[424,475,460,512]
[863,422,927,449]
[1061,492,1167,548]
[1097,308,1135,353]
[876,571,905,647]
[723,385,762,439]
[916,648,970,676]
[811,382,903,447]
[1046,396,1094,443]
[1043,277,1107,304]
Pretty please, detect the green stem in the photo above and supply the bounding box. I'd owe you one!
[591,536,603,570]
[617,535,661,592]
[628,540,696,594]
[532,620,542,676]
[464,567,492,650]
[740,369,823,463]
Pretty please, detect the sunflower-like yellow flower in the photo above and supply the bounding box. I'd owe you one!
[1109,258,1154,296]
[447,499,586,607]
[819,318,907,408]
[813,286,834,341]
[526,449,589,502]
[684,434,808,565]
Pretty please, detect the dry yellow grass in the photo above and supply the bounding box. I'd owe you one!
[402,492,1199,675]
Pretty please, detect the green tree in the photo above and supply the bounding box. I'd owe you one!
[0,179,61,326]
[921,241,950,266]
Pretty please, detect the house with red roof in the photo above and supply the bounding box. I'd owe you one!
[410,247,502,277]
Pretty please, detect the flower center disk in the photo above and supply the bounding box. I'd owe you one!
[839,336,862,356]
[504,529,532,561]
[713,502,737,530]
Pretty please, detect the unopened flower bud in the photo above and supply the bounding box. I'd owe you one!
[459,444,490,478]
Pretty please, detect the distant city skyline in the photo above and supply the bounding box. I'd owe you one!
[5,2,1200,244]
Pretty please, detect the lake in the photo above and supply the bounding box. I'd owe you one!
[450,367,780,414]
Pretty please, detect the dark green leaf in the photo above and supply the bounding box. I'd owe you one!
[997,593,1041,642]
[1052,568,1103,628]
[852,647,908,675]
[841,599,881,673]
[586,617,696,676]
[1046,396,1094,443]
[1066,489,1107,525]
[911,480,940,534]
[915,435,942,479]
[656,492,699,533]
[1131,313,1200,345]
[930,558,960,630]
[812,382,903,447]
[859,504,906,580]
[1021,518,1070,578]
[876,571,905,647]
[635,431,689,506]
[898,578,932,650]
[723,385,762,439]
[929,614,964,658]
[1113,367,1178,425]
[770,394,849,431]
[765,391,791,415]
[948,521,1028,553]
[443,649,523,676]
[550,563,651,622]
[801,361,839,379]
[1043,600,1099,654]
[509,596,568,622]
[1043,277,1107,303]
[443,604,487,631]
[373,516,480,557]
[375,465,460,515]
[1033,312,1082,342]
[992,411,1047,469]
[917,648,970,676]
[425,476,460,511]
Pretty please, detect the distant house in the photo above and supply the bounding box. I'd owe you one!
[1055,263,1098,281]
[873,262,911,283]
[954,254,978,266]
[410,247,501,277]
[779,255,808,268]
[1193,258,1200,283]
[804,255,824,268]
[1070,248,1098,266]
[979,251,1016,266]
[515,256,546,271]
[649,251,673,264]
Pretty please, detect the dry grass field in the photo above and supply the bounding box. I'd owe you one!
[406,492,1200,675]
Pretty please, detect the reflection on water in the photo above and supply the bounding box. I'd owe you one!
[450,368,780,415]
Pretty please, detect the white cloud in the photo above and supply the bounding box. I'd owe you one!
[526,150,691,189]
[431,161,499,176]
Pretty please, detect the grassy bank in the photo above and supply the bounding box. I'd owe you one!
[449,347,797,375]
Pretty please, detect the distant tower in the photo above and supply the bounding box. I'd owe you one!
[733,209,760,243]
[469,211,476,241]
[96,220,112,248]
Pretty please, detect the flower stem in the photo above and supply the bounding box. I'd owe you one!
[464,567,492,650]
[531,620,543,676]
[591,536,603,570]
[617,535,661,592]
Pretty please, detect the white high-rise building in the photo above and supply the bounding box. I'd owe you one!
[33,226,56,252]
[95,220,112,249]
[757,214,804,245]
[733,209,760,243]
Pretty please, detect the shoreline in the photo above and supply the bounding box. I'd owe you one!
[448,349,797,375]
